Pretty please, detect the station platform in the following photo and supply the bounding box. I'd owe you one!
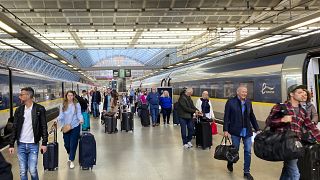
[2,114,282,180]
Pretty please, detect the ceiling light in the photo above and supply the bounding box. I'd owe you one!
[207,51,222,56]
[48,53,58,58]
[176,63,184,66]
[73,67,78,70]
[287,17,320,30]
[68,65,73,68]
[188,57,199,62]
[60,60,67,64]
[236,38,260,46]
[168,65,174,68]
[0,21,17,33]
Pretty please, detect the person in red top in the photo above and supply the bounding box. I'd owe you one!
[266,84,320,180]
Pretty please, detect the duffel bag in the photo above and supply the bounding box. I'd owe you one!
[254,129,304,161]
[214,136,239,163]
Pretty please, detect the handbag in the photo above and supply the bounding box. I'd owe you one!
[61,124,72,133]
[254,129,304,161]
[214,136,239,163]
[211,122,218,135]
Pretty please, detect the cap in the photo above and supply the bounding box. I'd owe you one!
[287,84,306,95]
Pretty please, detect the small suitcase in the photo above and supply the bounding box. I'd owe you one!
[43,123,58,171]
[79,132,96,170]
[196,121,212,150]
[106,115,117,133]
[298,144,320,180]
[121,112,132,132]
[82,112,90,131]
[140,108,150,127]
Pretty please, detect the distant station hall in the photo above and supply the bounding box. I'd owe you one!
[0,1,320,180]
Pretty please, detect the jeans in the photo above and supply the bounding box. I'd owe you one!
[229,135,252,173]
[180,118,194,145]
[92,102,99,117]
[17,143,39,180]
[162,108,172,124]
[149,104,159,125]
[280,159,300,180]
[63,125,80,161]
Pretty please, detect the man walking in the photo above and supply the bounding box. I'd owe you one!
[91,87,101,118]
[147,87,160,127]
[223,86,260,180]
[8,87,48,180]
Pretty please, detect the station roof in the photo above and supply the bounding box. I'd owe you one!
[0,0,319,82]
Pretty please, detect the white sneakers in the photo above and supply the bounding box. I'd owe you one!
[69,161,75,169]
[183,142,193,149]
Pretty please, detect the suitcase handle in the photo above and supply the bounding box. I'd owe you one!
[49,122,58,143]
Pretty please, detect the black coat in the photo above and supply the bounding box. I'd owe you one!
[177,94,198,119]
[223,96,259,137]
[9,103,48,147]
[92,91,101,104]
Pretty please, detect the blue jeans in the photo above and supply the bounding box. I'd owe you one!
[17,143,39,180]
[92,102,99,117]
[180,118,194,145]
[63,125,80,161]
[280,159,300,180]
[230,135,252,173]
[149,105,159,124]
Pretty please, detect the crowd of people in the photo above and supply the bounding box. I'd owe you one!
[1,84,320,180]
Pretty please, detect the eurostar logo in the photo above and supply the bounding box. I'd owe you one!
[261,83,275,94]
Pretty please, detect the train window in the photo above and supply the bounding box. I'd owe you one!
[239,82,254,100]
[209,84,220,98]
[224,82,235,98]
[192,85,200,97]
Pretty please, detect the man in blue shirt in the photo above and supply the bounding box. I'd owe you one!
[223,86,260,180]
[147,87,160,127]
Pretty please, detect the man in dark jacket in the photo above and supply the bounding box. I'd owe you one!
[92,87,101,118]
[223,86,259,180]
[8,87,48,180]
[147,87,160,127]
[177,88,201,148]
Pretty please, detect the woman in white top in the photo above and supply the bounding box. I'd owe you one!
[196,91,215,119]
[57,90,83,169]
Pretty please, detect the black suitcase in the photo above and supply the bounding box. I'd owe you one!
[298,144,320,180]
[106,115,117,133]
[121,112,133,132]
[196,121,212,150]
[79,132,96,170]
[173,109,179,125]
[140,108,150,127]
[43,123,58,171]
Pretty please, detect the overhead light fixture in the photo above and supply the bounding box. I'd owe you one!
[236,38,260,46]
[73,67,78,70]
[207,51,222,56]
[68,65,73,68]
[48,53,58,58]
[160,69,164,71]
[188,57,199,62]
[0,21,17,33]
[78,71,82,73]
[60,60,67,64]
[168,65,174,68]
[287,17,320,30]
[176,63,184,66]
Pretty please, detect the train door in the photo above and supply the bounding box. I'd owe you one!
[306,57,319,114]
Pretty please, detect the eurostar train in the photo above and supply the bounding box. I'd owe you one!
[0,65,92,140]
[131,32,320,126]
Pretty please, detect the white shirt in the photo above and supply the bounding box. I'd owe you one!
[19,103,35,143]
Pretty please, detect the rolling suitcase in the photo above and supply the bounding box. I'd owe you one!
[140,108,150,127]
[43,123,58,171]
[129,112,134,131]
[298,144,320,180]
[106,115,117,133]
[121,112,132,132]
[173,103,180,125]
[79,132,96,170]
[196,121,212,150]
[82,112,90,131]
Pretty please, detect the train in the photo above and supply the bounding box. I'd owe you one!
[0,65,92,139]
[131,32,320,127]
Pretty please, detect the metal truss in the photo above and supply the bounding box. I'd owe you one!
[0,49,80,81]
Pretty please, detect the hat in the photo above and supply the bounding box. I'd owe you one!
[287,84,307,95]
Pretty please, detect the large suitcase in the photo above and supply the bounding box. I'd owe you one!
[140,108,150,127]
[196,121,212,150]
[43,123,58,171]
[79,132,96,170]
[121,112,133,132]
[298,144,320,180]
[82,112,90,131]
[106,115,117,133]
